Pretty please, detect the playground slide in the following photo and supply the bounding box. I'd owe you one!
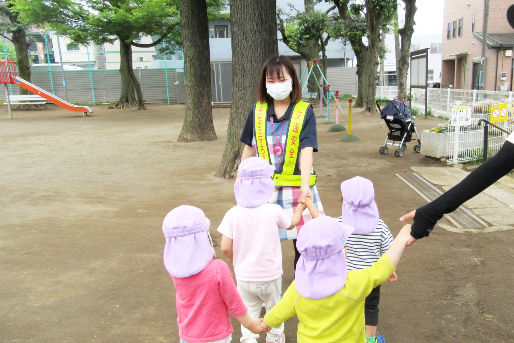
[10,76,92,115]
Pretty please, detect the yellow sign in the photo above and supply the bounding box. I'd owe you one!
[490,103,509,123]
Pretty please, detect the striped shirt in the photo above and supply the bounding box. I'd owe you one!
[336,217,393,271]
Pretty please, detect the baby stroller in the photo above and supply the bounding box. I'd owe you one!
[376,100,421,158]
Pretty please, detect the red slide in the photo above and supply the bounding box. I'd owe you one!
[10,75,92,115]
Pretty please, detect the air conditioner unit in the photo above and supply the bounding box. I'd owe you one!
[500,72,507,80]
[505,50,513,57]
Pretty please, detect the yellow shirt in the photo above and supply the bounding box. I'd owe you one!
[264,255,395,343]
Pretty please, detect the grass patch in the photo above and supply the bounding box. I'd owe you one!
[340,134,359,142]
[328,124,346,132]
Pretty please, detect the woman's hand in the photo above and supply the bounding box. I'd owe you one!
[400,210,418,246]
[300,185,313,202]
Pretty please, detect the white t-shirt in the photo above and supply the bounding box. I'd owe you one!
[217,204,291,282]
[507,132,514,144]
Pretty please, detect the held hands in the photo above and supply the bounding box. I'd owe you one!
[300,185,313,203]
[399,210,418,246]
[247,318,270,334]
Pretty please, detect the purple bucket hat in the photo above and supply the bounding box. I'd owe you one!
[295,215,355,299]
[340,176,379,235]
[234,157,275,208]
[162,205,214,278]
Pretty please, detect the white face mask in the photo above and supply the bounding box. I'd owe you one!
[266,80,292,101]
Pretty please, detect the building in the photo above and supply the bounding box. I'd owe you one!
[441,0,514,90]
[381,34,442,87]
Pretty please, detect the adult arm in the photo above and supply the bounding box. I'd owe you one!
[299,147,314,200]
[401,139,514,243]
[298,105,318,201]
[241,144,256,162]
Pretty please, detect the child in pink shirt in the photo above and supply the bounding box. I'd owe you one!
[218,157,304,343]
[162,205,268,343]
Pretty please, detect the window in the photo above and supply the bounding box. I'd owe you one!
[452,20,457,38]
[447,22,451,39]
[458,18,463,37]
[67,44,80,51]
[472,14,475,32]
[214,25,228,38]
[139,57,144,62]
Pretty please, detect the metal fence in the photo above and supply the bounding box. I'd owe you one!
[0,68,186,104]
[376,86,514,117]
[446,103,513,164]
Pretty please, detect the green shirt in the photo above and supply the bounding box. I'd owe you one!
[264,255,395,343]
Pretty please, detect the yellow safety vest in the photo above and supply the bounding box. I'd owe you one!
[254,101,316,187]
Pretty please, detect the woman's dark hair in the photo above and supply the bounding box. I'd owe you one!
[257,55,302,103]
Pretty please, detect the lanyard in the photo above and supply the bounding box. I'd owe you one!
[270,116,286,170]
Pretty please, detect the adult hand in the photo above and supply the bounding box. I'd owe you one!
[300,185,313,203]
[400,210,418,246]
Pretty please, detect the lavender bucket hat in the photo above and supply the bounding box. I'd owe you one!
[340,176,379,235]
[162,205,214,278]
[295,215,355,299]
[234,157,275,208]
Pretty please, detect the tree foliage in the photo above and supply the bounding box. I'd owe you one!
[277,0,336,92]
[331,0,396,113]
[0,1,32,93]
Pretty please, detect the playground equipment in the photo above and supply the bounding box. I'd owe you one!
[299,59,345,122]
[0,57,92,118]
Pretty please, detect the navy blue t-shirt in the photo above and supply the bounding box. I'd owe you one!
[240,102,318,152]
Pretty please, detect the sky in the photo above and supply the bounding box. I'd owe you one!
[412,0,444,36]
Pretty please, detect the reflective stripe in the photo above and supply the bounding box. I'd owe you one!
[273,174,317,187]
[254,102,270,162]
[254,101,314,187]
[282,101,309,176]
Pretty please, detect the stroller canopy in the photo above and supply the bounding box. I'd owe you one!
[380,100,412,120]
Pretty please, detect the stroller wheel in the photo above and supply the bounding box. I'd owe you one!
[401,143,407,151]
[379,146,389,155]
[414,144,421,153]
[394,149,404,158]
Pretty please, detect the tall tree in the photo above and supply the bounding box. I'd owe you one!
[332,0,396,113]
[177,0,217,142]
[13,0,181,109]
[0,1,31,94]
[277,0,334,93]
[396,0,416,102]
[217,0,278,178]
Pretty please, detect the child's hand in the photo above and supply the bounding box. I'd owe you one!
[259,318,271,333]
[247,318,269,334]
[397,224,412,245]
[387,271,398,282]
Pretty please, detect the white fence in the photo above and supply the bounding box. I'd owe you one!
[376,86,513,164]
[376,86,514,118]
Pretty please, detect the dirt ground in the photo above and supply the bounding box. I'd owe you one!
[1,103,513,343]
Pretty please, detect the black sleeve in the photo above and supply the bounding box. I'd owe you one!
[411,140,514,239]
[299,104,319,152]
[240,105,255,146]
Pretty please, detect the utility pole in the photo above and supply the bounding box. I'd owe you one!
[480,0,490,90]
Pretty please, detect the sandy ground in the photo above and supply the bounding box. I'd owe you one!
[1,104,513,343]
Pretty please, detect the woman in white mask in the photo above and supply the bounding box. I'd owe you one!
[239,56,324,270]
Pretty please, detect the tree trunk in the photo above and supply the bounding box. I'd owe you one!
[397,0,417,102]
[177,0,217,142]
[355,51,366,108]
[362,1,382,114]
[217,0,278,178]
[12,28,30,95]
[116,40,145,109]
